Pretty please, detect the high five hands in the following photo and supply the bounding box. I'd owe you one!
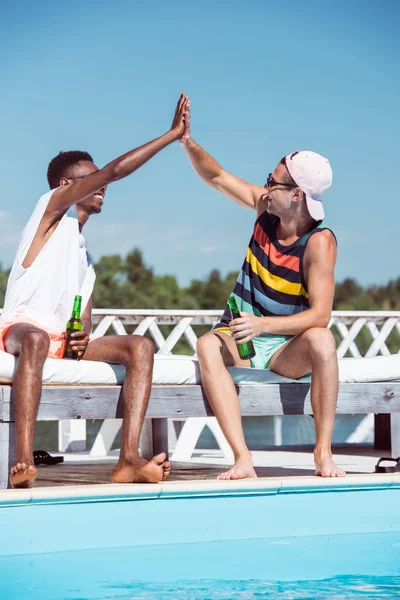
[171,92,190,141]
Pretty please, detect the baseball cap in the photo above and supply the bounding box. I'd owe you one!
[285,150,332,221]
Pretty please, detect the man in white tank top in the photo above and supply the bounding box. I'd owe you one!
[0,93,188,488]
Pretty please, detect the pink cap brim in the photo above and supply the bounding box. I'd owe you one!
[306,194,325,221]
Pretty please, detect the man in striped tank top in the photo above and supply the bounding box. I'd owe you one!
[180,96,345,480]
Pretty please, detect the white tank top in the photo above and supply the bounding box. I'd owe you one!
[0,190,96,333]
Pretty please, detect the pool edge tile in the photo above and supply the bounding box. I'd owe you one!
[0,489,32,506]
[0,484,162,506]
[1,473,399,506]
[158,478,282,498]
[279,473,400,493]
[29,483,163,504]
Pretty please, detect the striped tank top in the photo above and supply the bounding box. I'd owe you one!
[216,211,336,327]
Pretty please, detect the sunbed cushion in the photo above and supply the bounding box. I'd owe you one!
[0,350,399,386]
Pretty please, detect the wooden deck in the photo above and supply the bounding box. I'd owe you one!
[34,445,390,487]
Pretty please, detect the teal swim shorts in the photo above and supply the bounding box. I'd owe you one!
[214,326,292,370]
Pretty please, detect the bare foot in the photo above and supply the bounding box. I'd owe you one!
[217,454,257,481]
[111,452,171,484]
[10,463,38,488]
[314,452,346,478]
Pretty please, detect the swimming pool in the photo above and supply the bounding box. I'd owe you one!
[1,475,399,599]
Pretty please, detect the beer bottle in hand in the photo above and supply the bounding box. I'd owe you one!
[227,295,256,360]
[64,295,83,360]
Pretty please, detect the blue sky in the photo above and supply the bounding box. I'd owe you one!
[0,0,399,288]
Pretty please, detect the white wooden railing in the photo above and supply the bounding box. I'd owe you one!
[1,308,398,356]
[3,308,398,453]
[89,309,400,358]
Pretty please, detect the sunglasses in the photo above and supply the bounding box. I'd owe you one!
[264,173,298,189]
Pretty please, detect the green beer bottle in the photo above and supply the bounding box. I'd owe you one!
[64,295,83,360]
[227,295,256,360]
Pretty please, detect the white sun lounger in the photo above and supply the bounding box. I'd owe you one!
[0,350,399,488]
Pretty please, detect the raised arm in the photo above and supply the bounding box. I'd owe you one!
[47,94,188,219]
[180,101,265,211]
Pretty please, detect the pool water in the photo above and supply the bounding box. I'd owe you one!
[1,481,400,599]
[1,531,400,599]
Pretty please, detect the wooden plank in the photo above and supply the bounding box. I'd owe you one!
[32,463,242,487]
[133,316,157,336]
[158,318,194,355]
[336,320,363,359]
[366,322,391,357]
[366,318,398,358]
[1,382,400,421]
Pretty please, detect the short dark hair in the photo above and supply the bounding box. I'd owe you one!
[47,150,94,189]
[279,156,297,185]
[279,156,306,202]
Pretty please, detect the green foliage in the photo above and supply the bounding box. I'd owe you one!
[0,264,10,307]
[186,268,237,310]
[1,248,399,318]
[90,248,240,312]
[333,277,400,311]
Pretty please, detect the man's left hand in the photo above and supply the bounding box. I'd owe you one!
[229,312,265,344]
[69,330,90,359]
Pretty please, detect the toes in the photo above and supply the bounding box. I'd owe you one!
[152,452,167,465]
[335,469,346,478]
[162,462,171,480]
[317,463,346,478]
[12,463,27,473]
[320,469,332,478]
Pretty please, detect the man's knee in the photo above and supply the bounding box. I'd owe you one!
[303,327,336,361]
[196,333,222,363]
[124,335,155,362]
[21,329,50,359]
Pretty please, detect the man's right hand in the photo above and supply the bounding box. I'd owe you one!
[179,97,191,147]
[67,329,90,360]
[171,92,189,140]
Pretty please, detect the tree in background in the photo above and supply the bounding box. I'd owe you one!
[1,250,399,311]
[0,264,10,307]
